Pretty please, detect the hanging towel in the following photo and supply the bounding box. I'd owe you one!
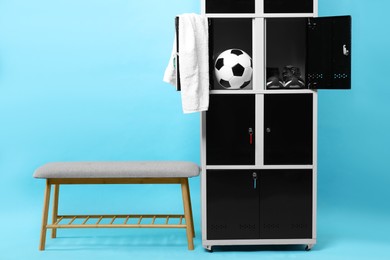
[163,13,209,114]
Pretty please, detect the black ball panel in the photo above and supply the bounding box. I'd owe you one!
[215,58,224,70]
[240,80,251,89]
[231,49,243,56]
[219,79,231,88]
[232,63,245,77]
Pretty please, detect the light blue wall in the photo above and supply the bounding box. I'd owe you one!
[318,0,390,212]
[0,0,201,164]
[0,0,389,239]
[0,0,201,210]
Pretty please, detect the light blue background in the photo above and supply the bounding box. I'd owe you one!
[0,0,389,259]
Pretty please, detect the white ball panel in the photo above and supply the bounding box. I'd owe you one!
[215,66,233,81]
[237,53,252,68]
[229,76,245,89]
[241,67,253,82]
[223,54,239,67]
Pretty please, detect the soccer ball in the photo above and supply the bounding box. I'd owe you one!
[214,49,253,89]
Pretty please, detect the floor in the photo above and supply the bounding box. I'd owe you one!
[1,181,389,260]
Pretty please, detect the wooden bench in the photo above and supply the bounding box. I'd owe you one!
[34,161,200,250]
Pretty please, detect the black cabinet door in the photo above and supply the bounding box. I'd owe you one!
[206,94,255,165]
[207,170,259,239]
[264,94,313,165]
[264,0,313,13]
[259,170,313,239]
[206,0,255,14]
[307,16,352,89]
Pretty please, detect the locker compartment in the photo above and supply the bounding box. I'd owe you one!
[206,94,255,165]
[266,18,307,90]
[209,18,253,90]
[259,170,313,239]
[264,0,313,14]
[266,16,351,90]
[206,0,255,14]
[207,170,260,239]
[206,169,313,240]
[264,94,313,165]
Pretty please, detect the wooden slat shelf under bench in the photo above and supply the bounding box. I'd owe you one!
[46,214,187,229]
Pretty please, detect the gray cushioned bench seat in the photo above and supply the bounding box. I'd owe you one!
[34,161,200,179]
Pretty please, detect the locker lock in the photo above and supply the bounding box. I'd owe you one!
[252,172,257,189]
[248,128,253,145]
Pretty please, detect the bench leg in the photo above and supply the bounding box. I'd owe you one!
[186,180,195,238]
[181,178,194,250]
[39,180,51,251]
[51,184,60,238]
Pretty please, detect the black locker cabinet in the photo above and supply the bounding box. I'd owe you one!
[200,0,351,252]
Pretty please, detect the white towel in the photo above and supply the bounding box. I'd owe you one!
[163,13,209,114]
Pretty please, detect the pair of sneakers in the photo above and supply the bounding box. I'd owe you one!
[266,66,305,89]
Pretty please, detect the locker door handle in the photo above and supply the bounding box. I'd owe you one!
[248,128,253,145]
[343,44,349,56]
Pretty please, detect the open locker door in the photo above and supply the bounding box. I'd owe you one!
[175,17,181,91]
[306,16,351,89]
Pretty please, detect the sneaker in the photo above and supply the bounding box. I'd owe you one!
[282,65,305,89]
[266,67,284,89]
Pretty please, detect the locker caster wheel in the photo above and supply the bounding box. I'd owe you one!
[305,244,314,251]
[205,245,213,252]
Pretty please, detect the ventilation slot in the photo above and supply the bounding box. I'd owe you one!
[334,73,348,79]
[263,223,280,230]
[210,224,227,231]
[290,223,308,230]
[239,223,256,231]
[308,73,323,80]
